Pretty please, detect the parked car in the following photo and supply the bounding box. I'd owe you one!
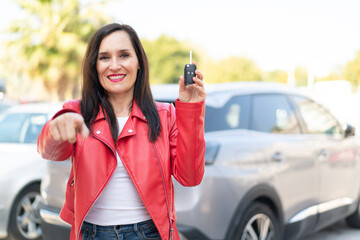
[39,82,360,240]
[0,101,16,113]
[0,103,61,240]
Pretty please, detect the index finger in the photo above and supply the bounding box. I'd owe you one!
[71,113,89,140]
[79,123,89,139]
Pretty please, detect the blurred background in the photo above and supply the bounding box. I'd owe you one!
[2,1,360,239]
[1,0,360,125]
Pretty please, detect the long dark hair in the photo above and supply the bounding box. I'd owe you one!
[81,23,160,143]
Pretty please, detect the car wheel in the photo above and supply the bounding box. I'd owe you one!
[8,183,42,240]
[346,198,360,228]
[235,202,280,240]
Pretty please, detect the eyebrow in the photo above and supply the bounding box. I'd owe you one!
[98,49,131,55]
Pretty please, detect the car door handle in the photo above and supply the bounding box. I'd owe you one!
[271,152,283,162]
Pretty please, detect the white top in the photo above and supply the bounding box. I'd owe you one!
[84,116,151,225]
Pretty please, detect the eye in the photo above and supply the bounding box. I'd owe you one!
[99,56,109,60]
[120,53,129,58]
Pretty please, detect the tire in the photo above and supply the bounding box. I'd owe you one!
[234,202,281,240]
[8,183,42,240]
[346,198,360,228]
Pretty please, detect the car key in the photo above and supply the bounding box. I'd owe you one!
[184,50,197,85]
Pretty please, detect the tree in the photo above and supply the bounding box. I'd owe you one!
[294,66,308,86]
[343,50,360,87]
[1,0,113,101]
[262,70,288,84]
[142,35,196,84]
[209,56,262,83]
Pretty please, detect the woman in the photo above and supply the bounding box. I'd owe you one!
[37,23,206,240]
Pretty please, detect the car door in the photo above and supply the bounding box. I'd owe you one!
[250,93,320,231]
[292,95,360,229]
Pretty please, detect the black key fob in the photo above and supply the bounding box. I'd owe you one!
[184,64,197,85]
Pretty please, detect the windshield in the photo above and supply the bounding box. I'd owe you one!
[0,112,48,143]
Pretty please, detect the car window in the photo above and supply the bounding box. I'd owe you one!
[0,113,48,143]
[205,95,250,132]
[157,97,251,132]
[23,115,48,143]
[251,94,300,134]
[292,96,341,135]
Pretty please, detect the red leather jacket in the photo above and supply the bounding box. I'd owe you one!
[37,99,205,240]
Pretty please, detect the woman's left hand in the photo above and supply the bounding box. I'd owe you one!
[178,64,207,103]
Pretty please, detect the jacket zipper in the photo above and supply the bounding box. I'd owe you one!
[76,130,173,239]
[151,141,174,240]
[76,135,117,240]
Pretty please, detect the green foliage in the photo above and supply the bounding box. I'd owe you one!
[142,35,195,84]
[213,56,262,83]
[180,54,263,84]
[142,35,265,84]
[2,0,113,101]
[262,70,288,84]
[343,51,360,87]
[294,67,308,86]
[317,72,342,82]
[315,51,360,89]
[3,0,360,100]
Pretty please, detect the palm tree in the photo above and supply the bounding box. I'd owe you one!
[2,0,113,101]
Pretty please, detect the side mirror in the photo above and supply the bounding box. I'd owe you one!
[343,123,355,138]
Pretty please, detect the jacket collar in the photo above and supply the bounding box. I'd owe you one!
[92,99,147,154]
[130,99,148,122]
[94,98,148,123]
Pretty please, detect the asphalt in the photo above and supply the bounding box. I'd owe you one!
[302,220,360,240]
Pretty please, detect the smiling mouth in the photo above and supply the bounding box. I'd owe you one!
[108,74,126,82]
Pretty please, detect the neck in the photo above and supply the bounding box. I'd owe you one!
[108,94,133,117]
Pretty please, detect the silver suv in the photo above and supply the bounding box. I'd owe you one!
[39,82,360,240]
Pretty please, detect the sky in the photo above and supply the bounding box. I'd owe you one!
[1,0,360,77]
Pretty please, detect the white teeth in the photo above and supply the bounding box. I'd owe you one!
[109,75,124,80]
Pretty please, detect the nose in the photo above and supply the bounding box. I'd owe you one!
[109,58,121,70]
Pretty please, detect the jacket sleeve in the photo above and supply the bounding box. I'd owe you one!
[170,99,206,186]
[37,102,78,161]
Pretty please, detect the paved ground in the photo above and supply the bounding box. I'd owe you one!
[301,220,360,240]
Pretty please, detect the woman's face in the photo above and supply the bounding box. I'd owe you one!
[96,30,139,101]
